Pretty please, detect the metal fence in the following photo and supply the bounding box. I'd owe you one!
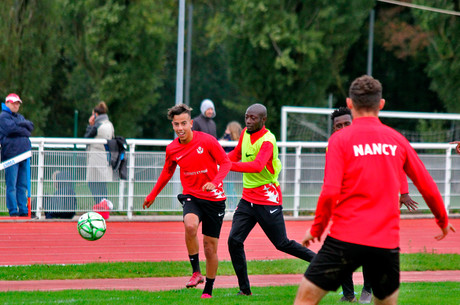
[0,138,458,219]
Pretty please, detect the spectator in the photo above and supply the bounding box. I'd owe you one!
[43,171,77,219]
[221,121,242,153]
[0,93,34,216]
[84,101,114,203]
[192,99,217,138]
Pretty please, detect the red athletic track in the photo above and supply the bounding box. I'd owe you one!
[0,218,459,266]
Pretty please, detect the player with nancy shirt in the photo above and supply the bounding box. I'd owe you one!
[143,104,231,299]
[227,103,315,296]
[294,76,456,305]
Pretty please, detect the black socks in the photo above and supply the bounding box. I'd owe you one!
[202,278,215,295]
[189,253,200,273]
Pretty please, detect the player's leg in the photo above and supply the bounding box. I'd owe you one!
[16,160,29,216]
[363,246,400,305]
[228,199,257,295]
[359,265,373,303]
[294,277,328,305]
[4,163,19,216]
[181,195,204,288]
[296,236,361,305]
[374,289,399,305]
[339,271,357,302]
[200,198,225,298]
[256,204,315,261]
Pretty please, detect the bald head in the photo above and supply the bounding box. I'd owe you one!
[245,103,267,133]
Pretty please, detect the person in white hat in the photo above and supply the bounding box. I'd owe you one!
[0,93,34,216]
[192,99,217,138]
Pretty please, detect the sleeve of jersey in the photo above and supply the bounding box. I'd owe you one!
[403,143,448,229]
[231,142,273,173]
[310,138,343,238]
[227,131,244,162]
[145,153,177,202]
[400,171,409,194]
[209,139,232,186]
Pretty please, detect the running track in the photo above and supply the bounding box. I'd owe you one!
[0,218,458,292]
[1,218,458,265]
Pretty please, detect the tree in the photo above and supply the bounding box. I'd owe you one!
[205,0,375,135]
[0,0,62,135]
[411,0,460,113]
[62,0,175,137]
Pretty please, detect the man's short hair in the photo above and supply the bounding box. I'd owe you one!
[167,104,193,120]
[349,75,382,110]
[331,107,351,122]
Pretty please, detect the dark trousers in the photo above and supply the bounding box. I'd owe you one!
[342,265,373,297]
[88,182,107,204]
[228,199,316,291]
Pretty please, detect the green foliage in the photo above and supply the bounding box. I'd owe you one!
[62,0,176,137]
[411,0,460,113]
[0,0,62,135]
[207,0,374,135]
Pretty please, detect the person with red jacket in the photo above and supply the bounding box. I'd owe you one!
[294,75,456,305]
[143,104,231,299]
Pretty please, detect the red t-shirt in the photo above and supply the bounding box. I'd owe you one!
[311,117,448,249]
[146,131,231,202]
[228,127,282,206]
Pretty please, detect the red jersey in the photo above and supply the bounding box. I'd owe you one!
[228,127,282,206]
[311,117,448,249]
[146,131,231,202]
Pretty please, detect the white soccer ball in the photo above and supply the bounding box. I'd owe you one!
[77,212,107,241]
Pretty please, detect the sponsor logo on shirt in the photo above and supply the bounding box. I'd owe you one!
[353,143,397,157]
[197,146,204,154]
[184,169,208,176]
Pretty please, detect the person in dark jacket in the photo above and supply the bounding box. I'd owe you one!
[43,171,77,219]
[0,93,34,216]
[192,99,217,138]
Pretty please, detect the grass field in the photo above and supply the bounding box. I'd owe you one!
[0,254,459,304]
[0,282,459,305]
[1,253,459,280]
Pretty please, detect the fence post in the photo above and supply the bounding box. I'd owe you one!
[127,143,136,219]
[444,147,452,214]
[293,145,302,217]
[36,140,45,218]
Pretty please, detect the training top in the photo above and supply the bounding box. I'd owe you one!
[146,131,231,202]
[228,127,282,206]
[311,117,448,249]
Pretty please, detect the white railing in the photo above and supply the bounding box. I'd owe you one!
[0,138,457,219]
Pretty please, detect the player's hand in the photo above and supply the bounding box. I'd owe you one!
[143,199,154,209]
[449,141,460,154]
[301,228,320,248]
[435,223,456,241]
[399,193,419,212]
[202,182,216,192]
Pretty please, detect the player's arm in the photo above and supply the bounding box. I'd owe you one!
[399,172,418,211]
[305,137,343,246]
[231,142,273,173]
[404,143,455,239]
[227,130,244,162]
[449,141,460,155]
[143,155,177,209]
[203,138,232,191]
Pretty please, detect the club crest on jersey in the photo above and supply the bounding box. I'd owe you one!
[197,146,204,154]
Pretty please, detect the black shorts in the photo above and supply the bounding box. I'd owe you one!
[304,236,400,300]
[177,194,225,239]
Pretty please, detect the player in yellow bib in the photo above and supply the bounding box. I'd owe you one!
[227,103,315,296]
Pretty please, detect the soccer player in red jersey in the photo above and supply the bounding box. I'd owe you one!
[331,107,418,303]
[294,76,456,305]
[143,104,231,299]
[227,103,315,296]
